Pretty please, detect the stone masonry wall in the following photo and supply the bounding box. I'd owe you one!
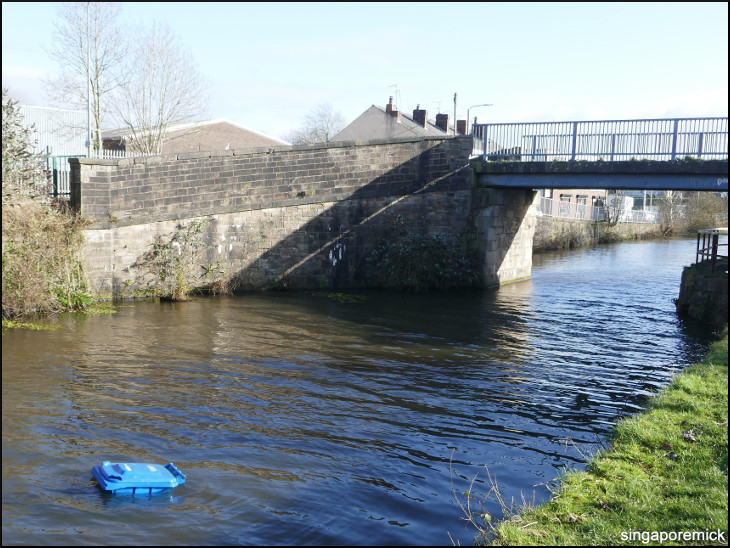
[71,136,475,298]
[468,187,539,287]
[71,136,471,228]
[675,266,728,328]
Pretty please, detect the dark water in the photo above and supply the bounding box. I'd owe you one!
[2,238,722,546]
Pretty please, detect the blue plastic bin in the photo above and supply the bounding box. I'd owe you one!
[92,461,186,494]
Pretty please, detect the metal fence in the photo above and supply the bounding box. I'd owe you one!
[538,196,606,221]
[46,155,75,198]
[472,117,728,161]
[537,196,659,223]
[695,228,728,273]
[47,149,137,198]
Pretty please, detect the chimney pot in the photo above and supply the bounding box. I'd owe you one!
[386,96,401,119]
[386,96,394,114]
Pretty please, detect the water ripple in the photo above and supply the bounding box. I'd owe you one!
[2,238,720,546]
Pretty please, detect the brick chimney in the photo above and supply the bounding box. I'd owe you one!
[435,113,449,132]
[386,96,401,121]
[456,119,467,135]
[412,104,427,127]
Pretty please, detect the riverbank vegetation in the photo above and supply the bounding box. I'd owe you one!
[660,191,728,236]
[2,89,95,321]
[460,329,728,546]
[532,217,664,252]
[533,192,728,253]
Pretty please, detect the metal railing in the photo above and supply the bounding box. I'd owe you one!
[538,197,606,221]
[537,197,660,223]
[695,228,728,273]
[472,117,728,161]
[46,155,75,198]
[47,149,141,198]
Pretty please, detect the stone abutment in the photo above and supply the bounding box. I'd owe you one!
[70,136,537,298]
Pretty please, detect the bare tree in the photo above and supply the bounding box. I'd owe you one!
[110,22,208,155]
[285,102,346,145]
[658,190,686,234]
[605,190,631,226]
[44,2,125,154]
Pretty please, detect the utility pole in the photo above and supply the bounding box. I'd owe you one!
[86,2,92,158]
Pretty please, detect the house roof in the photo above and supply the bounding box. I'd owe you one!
[102,118,290,148]
[330,105,457,142]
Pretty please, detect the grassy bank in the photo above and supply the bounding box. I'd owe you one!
[482,329,728,546]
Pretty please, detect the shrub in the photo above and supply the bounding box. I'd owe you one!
[2,201,94,318]
[148,219,207,301]
[2,88,94,318]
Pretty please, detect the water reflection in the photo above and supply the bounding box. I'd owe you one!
[2,238,717,546]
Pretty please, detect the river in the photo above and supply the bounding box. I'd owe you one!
[1,237,722,546]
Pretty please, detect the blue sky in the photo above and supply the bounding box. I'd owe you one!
[2,2,728,140]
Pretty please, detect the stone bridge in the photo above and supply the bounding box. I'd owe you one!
[69,135,726,299]
[71,136,538,298]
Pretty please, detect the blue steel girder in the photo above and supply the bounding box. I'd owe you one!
[471,160,728,192]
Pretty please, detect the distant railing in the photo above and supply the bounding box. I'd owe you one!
[472,117,728,161]
[537,197,659,223]
[538,197,606,221]
[94,149,130,159]
[46,155,75,198]
[47,149,142,198]
[695,228,728,273]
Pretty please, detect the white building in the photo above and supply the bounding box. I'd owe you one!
[18,105,88,156]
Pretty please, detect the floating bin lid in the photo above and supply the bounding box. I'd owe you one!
[92,461,186,494]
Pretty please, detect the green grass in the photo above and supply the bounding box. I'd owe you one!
[479,328,728,546]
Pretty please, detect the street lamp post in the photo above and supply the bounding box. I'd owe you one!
[86,2,91,157]
[467,103,493,135]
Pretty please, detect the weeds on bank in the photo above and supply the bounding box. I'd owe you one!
[1,302,117,331]
[1,318,61,331]
[132,218,210,301]
[449,456,538,546]
[456,329,728,546]
[2,200,95,319]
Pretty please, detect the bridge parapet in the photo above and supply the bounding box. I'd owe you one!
[471,159,729,191]
[472,117,728,162]
[70,135,472,229]
[70,136,479,297]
